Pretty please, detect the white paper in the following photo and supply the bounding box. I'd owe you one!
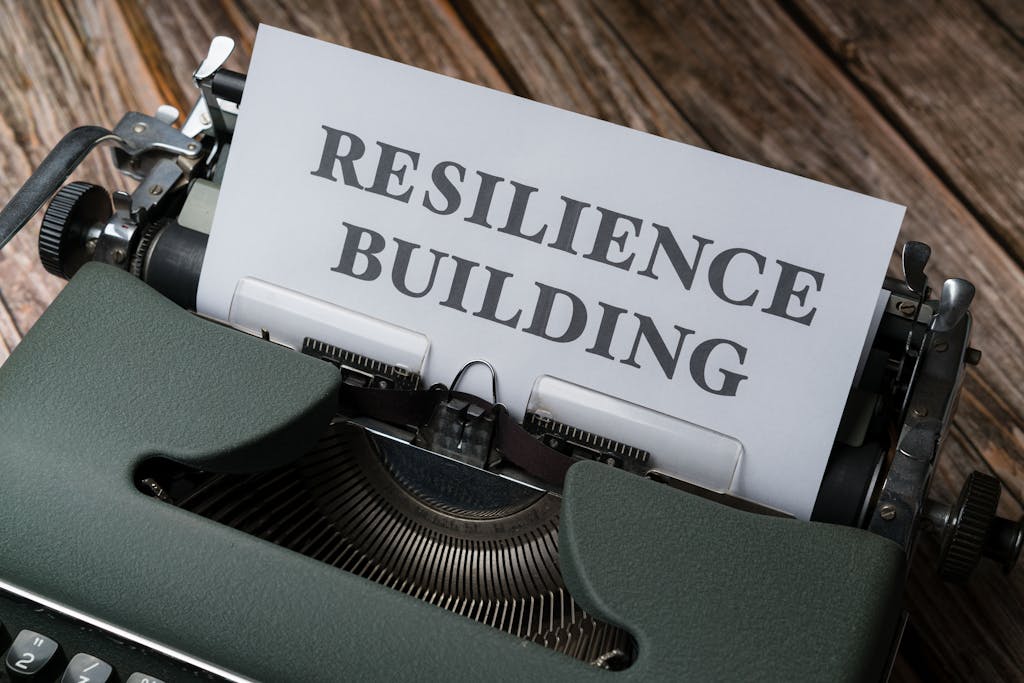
[198,25,904,518]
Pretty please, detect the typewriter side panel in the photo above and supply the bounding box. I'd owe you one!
[561,460,907,682]
[0,264,341,474]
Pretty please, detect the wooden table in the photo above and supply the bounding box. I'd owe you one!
[0,1,1020,679]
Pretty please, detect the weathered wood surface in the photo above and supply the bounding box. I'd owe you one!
[979,0,1024,43]
[792,0,1024,268]
[0,0,164,362]
[0,1,1020,679]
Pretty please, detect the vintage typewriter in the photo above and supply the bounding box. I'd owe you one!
[0,38,1020,682]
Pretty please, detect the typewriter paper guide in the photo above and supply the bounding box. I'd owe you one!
[198,25,904,518]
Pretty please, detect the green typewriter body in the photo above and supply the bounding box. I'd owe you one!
[0,38,1018,683]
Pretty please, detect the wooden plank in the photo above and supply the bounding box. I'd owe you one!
[0,0,1015,677]
[979,0,1024,42]
[790,0,1024,266]
[0,0,166,339]
[455,1,1024,678]
[453,0,702,142]
[0,294,18,364]
[906,532,1024,681]
[131,0,509,109]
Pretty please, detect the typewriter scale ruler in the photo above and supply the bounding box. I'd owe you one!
[139,420,633,669]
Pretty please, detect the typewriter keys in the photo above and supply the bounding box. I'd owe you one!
[137,420,634,669]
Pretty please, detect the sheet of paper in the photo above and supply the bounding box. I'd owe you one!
[198,25,904,518]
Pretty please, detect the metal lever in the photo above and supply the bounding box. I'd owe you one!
[194,35,235,81]
[934,278,976,332]
[901,241,931,295]
[191,36,237,142]
[0,126,123,251]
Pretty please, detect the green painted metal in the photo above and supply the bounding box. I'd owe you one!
[0,263,905,681]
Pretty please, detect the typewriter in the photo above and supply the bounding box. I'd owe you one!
[0,37,1019,682]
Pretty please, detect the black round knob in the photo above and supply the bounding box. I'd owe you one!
[939,471,1000,582]
[39,181,112,278]
[985,515,1023,574]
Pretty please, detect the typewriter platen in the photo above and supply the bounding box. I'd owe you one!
[0,38,1020,682]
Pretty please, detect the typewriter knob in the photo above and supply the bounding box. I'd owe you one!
[39,181,112,278]
[937,471,1000,582]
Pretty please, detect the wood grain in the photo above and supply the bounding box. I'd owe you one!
[0,0,1020,679]
[132,0,508,106]
[0,0,165,345]
[979,0,1024,43]
[790,0,1024,268]
[453,0,702,142]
